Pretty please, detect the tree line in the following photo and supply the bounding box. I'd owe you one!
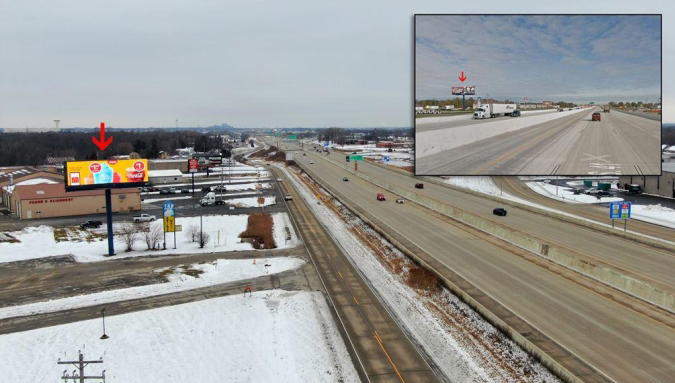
[0,130,234,167]
[317,127,412,145]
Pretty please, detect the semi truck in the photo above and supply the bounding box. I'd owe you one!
[200,192,225,206]
[473,103,518,119]
[603,105,610,113]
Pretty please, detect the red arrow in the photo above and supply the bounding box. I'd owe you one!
[459,71,466,82]
[92,122,113,151]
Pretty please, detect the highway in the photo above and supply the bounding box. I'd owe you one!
[416,109,559,133]
[416,107,661,175]
[281,141,675,383]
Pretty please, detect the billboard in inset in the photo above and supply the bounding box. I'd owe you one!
[451,87,465,95]
[64,159,149,191]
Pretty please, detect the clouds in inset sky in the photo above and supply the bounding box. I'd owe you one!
[416,15,661,105]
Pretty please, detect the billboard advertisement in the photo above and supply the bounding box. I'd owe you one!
[188,158,198,173]
[64,159,149,191]
[464,86,475,95]
[451,86,465,95]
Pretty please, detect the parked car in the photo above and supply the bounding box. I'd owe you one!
[169,187,177,194]
[284,193,293,201]
[572,189,582,195]
[133,214,156,223]
[147,186,159,192]
[213,185,226,192]
[343,177,349,181]
[140,187,150,193]
[592,112,601,122]
[80,220,102,229]
[377,193,386,201]
[585,188,599,195]
[180,188,190,194]
[493,208,507,216]
[202,186,212,192]
[596,190,612,197]
[415,183,424,189]
[396,198,404,204]
[159,188,170,195]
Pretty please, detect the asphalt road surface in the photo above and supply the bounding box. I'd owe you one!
[416,109,559,133]
[281,141,675,383]
[416,107,661,175]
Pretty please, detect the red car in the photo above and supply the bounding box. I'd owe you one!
[592,112,601,122]
[376,193,386,201]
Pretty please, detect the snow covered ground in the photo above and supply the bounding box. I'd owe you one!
[0,290,358,383]
[281,166,559,382]
[226,196,277,207]
[0,257,305,320]
[0,213,300,263]
[525,180,622,204]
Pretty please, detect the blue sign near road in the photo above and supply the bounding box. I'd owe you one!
[323,142,329,147]
[609,201,631,219]
[383,156,391,162]
[163,201,175,217]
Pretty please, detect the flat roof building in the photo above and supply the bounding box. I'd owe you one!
[148,169,184,185]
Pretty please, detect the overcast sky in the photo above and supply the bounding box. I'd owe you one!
[0,0,672,129]
[416,15,661,105]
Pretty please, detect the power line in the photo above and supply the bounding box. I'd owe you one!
[57,351,105,383]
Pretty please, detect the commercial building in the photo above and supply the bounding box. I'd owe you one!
[0,167,64,205]
[149,159,189,173]
[4,183,140,220]
[619,163,675,199]
[148,169,184,184]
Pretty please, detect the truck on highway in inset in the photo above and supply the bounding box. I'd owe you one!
[133,214,156,223]
[603,105,610,113]
[473,103,518,119]
[200,191,225,206]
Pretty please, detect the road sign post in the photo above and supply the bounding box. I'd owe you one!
[163,201,176,249]
[609,201,631,231]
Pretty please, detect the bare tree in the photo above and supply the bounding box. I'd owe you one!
[115,223,140,252]
[140,223,163,250]
[199,231,211,248]
[185,224,200,242]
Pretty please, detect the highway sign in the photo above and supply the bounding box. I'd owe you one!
[589,102,594,105]
[349,155,363,162]
[323,142,329,147]
[175,224,182,232]
[383,156,390,162]
[287,135,297,139]
[609,201,631,219]
[163,201,175,217]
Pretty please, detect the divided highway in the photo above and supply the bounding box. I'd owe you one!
[282,142,675,383]
[416,107,661,175]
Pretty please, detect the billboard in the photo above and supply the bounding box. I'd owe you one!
[451,87,465,95]
[464,86,475,95]
[451,86,475,95]
[64,159,148,191]
[188,158,198,173]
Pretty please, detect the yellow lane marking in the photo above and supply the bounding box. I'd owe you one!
[374,331,406,383]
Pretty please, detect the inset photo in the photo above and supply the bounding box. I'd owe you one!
[415,15,662,176]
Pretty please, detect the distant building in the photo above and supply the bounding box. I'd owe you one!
[0,166,64,205]
[3,183,140,219]
[619,164,675,199]
[149,159,189,173]
[148,169,184,184]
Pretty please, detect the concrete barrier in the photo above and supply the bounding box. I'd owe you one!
[295,160,601,383]
[417,108,592,158]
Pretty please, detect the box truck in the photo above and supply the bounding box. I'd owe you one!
[603,105,610,113]
[473,103,518,119]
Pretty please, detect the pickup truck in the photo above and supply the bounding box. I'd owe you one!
[80,220,102,229]
[133,214,156,223]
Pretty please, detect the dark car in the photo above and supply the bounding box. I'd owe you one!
[202,186,212,192]
[159,188,170,195]
[180,188,190,194]
[415,183,424,189]
[592,112,601,122]
[493,208,507,216]
[80,220,102,229]
[343,177,349,181]
[510,110,521,117]
[596,190,612,197]
[572,189,582,195]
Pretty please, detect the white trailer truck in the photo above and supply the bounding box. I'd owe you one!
[200,192,225,206]
[473,103,518,119]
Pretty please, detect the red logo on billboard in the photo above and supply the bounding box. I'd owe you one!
[107,158,118,165]
[133,161,145,171]
[89,163,102,173]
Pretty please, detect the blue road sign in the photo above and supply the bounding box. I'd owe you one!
[609,201,631,219]
[163,201,175,217]
[383,156,391,162]
[324,142,329,147]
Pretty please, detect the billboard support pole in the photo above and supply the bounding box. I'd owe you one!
[105,188,114,256]
[462,94,465,111]
[192,173,195,198]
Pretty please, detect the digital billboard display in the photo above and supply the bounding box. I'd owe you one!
[451,86,465,95]
[64,159,149,191]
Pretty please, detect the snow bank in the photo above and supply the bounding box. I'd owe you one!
[0,290,358,383]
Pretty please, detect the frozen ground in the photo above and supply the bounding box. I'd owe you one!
[442,176,675,234]
[281,166,559,382]
[226,196,277,208]
[0,290,358,383]
[0,213,300,263]
[0,257,305,320]
[525,180,622,204]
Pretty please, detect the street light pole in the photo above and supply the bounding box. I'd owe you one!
[100,308,109,340]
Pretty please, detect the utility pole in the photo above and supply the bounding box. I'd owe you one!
[58,352,105,383]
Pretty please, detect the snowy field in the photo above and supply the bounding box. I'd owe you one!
[525,180,622,204]
[0,257,305,320]
[0,290,358,383]
[281,166,559,382]
[226,196,277,207]
[442,176,675,232]
[0,213,300,263]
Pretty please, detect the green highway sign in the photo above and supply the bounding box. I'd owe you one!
[287,135,297,139]
[589,102,594,105]
[349,155,363,162]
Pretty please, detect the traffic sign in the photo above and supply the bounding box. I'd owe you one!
[164,216,175,232]
[287,135,297,140]
[349,155,363,162]
[609,201,631,219]
[175,224,182,232]
[163,201,175,217]
[383,156,390,162]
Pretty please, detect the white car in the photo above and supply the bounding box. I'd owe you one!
[396,198,404,204]
[309,160,314,164]
[276,178,282,182]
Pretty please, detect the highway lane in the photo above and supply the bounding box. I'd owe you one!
[416,107,661,175]
[296,148,675,297]
[612,108,662,121]
[284,144,675,383]
[416,109,559,133]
